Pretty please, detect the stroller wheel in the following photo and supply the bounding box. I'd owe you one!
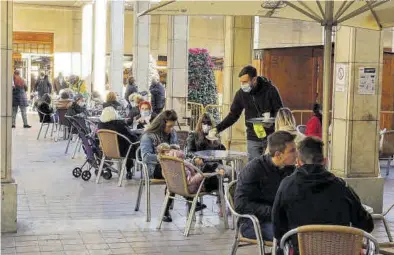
[103,171,112,180]
[81,170,91,181]
[72,167,82,178]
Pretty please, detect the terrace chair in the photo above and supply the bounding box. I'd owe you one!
[157,155,228,237]
[296,125,307,135]
[37,109,56,140]
[225,180,273,255]
[96,129,139,187]
[280,225,379,255]
[379,130,394,176]
[134,147,166,222]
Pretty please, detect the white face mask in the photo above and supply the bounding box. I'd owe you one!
[141,111,150,117]
[78,102,85,107]
[202,124,211,134]
[241,83,252,93]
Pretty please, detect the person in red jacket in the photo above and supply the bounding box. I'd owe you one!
[305,103,322,138]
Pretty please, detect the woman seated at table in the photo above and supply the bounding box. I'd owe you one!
[66,94,86,117]
[98,106,139,180]
[127,93,144,121]
[186,112,226,158]
[140,110,178,222]
[103,91,121,110]
[55,90,73,110]
[130,101,157,129]
[36,93,54,123]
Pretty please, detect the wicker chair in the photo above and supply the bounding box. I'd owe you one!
[380,130,394,176]
[37,109,56,140]
[134,147,166,222]
[225,180,272,255]
[280,225,379,255]
[96,129,139,187]
[296,125,307,135]
[157,155,228,237]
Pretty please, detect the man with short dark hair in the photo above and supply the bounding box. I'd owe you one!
[272,136,373,252]
[209,65,283,161]
[234,131,297,241]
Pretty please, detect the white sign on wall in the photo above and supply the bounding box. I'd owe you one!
[358,67,376,95]
[335,63,348,92]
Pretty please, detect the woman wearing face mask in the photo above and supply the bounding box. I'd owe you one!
[126,93,144,124]
[132,101,157,129]
[186,113,226,158]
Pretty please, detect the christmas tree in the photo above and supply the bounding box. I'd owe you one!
[188,48,219,122]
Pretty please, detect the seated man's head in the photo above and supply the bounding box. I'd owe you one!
[267,131,297,167]
[106,91,117,103]
[59,90,70,100]
[42,93,51,104]
[296,136,325,167]
[99,106,119,123]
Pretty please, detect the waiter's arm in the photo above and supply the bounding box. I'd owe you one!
[216,91,244,133]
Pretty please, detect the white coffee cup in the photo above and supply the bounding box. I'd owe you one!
[263,112,270,119]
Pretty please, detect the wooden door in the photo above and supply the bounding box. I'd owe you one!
[382,53,394,130]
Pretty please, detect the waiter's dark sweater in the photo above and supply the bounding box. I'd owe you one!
[216,76,283,141]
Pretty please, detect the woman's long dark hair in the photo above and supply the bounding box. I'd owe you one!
[144,110,178,134]
[313,103,322,124]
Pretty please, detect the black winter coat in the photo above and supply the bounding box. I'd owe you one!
[185,131,226,159]
[103,101,122,110]
[149,81,165,114]
[234,154,295,224]
[272,164,374,247]
[66,102,86,117]
[37,101,54,123]
[12,86,29,107]
[216,76,283,141]
[98,120,139,158]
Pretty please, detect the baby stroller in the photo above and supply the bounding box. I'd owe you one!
[68,115,114,181]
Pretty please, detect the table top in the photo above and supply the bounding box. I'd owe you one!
[194,150,248,160]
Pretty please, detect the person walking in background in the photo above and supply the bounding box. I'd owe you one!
[54,72,68,95]
[149,77,166,114]
[12,70,31,128]
[124,76,138,104]
[305,103,322,138]
[35,72,52,99]
[209,65,283,161]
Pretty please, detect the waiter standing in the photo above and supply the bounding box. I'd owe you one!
[209,65,283,161]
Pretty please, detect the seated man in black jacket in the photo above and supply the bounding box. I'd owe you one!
[272,137,374,254]
[234,131,297,241]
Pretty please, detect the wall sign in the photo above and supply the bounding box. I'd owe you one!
[358,67,376,95]
[335,63,348,92]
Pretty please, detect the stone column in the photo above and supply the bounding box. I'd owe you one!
[331,27,384,213]
[1,0,17,233]
[110,0,124,96]
[133,1,150,92]
[81,3,93,94]
[222,16,253,151]
[93,0,107,98]
[166,16,189,124]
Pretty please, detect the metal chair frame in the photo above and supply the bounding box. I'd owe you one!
[225,180,270,255]
[156,155,228,237]
[379,130,394,176]
[96,129,139,187]
[280,225,379,255]
[36,109,56,140]
[296,125,307,135]
[134,147,166,222]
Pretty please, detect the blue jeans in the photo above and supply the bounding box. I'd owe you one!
[247,139,268,162]
[240,220,274,241]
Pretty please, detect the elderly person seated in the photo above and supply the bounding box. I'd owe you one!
[98,107,139,180]
[235,131,297,241]
[127,93,144,121]
[55,89,73,110]
[272,137,373,254]
[66,94,86,117]
[103,91,121,109]
[131,101,157,129]
[140,110,178,222]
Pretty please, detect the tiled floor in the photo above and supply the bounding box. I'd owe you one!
[2,113,394,254]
